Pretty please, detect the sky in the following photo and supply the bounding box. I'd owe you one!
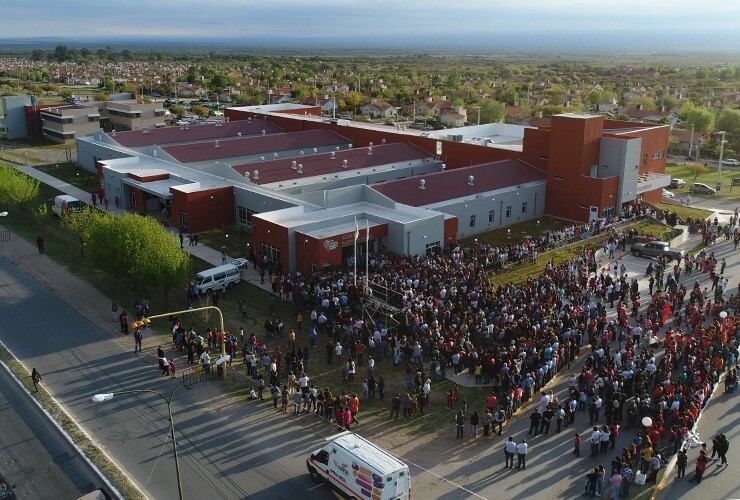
[2,0,740,51]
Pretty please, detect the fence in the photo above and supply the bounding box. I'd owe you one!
[0,231,10,243]
[181,364,216,389]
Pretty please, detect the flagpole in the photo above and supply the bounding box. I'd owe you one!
[365,219,369,288]
[353,216,358,286]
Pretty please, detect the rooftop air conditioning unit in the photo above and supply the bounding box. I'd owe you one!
[342,159,348,168]
[419,179,426,190]
[468,175,475,186]
[335,146,340,151]
[291,160,297,169]
[273,152,279,159]
[260,156,265,161]
[330,151,336,159]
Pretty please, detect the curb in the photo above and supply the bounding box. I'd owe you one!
[652,371,726,499]
[0,338,146,500]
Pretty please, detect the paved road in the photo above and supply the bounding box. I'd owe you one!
[0,250,330,500]
[0,363,111,500]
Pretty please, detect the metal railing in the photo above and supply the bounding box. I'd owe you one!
[0,231,10,243]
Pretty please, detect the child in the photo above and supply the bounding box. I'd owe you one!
[574,432,582,457]
[169,359,176,378]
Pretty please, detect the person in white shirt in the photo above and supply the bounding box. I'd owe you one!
[200,351,210,373]
[590,427,601,456]
[298,373,309,391]
[504,437,518,469]
[516,439,528,470]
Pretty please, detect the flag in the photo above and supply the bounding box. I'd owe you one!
[354,216,359,242]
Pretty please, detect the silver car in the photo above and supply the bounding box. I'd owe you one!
[690,183,716,195]
[630,241,684,261]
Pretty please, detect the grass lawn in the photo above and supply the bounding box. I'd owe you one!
[666,162,740,199]
[655,201,713,221]
[489,219,675,288]
[36,162,100,193]
[0,139,74,165]
[197,226,253,259]
[460,216,571,247]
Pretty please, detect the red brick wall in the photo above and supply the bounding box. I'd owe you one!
[169,186,234,233]
[521,127,551,172]
[252,216,290,272]
[128,172,169,182]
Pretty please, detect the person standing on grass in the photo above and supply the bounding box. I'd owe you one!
[31,368,42,392]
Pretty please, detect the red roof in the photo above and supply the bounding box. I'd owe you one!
[372,159,546,207]
[671,129,704,143]
[162,129,350,163]
[233,142,431,185]
[625,108,668,119]
[110,121,283,148]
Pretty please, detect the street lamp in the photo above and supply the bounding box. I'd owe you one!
[92,383,184,500]
[716,131,727,192]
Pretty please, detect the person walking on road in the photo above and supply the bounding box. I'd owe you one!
[676,448,688,478]
[689,450,708,484]
[134,327,143,353]
[31,368,42,391]
[516,439,528,470]
[529,408,541,436]
[716,433,729,466]
[36,236,44,254]
[111,299,118,322]
[504,437,517,469]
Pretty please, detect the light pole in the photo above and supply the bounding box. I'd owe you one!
[132,306,226,355]
[92,382,184,500]
[716,130,727,192]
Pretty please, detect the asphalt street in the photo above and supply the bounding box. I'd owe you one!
[0,253,331,500]
[0,363,109,500]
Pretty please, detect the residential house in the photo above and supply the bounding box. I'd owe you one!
[177,84,207,98]
[439,107,468,128]
[670,128,705,156]
[360,99,398,119]
[597,97,619,114]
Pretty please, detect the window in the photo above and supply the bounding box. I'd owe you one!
[262,243,281,265]
[237,206,248,225]
[652,150,665,160]
[522,202,527,214]
[425,241,441,255]
[469,215,476,228]
[488,210,495,223]
[179,210,188,228]
[505,206,512,218]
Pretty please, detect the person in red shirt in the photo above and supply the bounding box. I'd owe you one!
[486,392,497,413]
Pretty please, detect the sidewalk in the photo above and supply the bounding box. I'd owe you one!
[16,164,276,295]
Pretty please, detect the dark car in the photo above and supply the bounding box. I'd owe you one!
[630,240,683,261]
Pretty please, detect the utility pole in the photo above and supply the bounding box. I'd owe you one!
[688,123,694,160]
[716,130,727,192]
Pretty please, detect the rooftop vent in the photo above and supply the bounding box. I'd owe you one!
[111,129,116,136]
[215,121,223,127]
[419,179,426,190]
[300,150,305,156]
[468,175,475,186]
[153,149,158,157]
[335,146,340,151]
[330,151,336,159]
[237,132,242,137]
[381,138,386,144]
[442,163,447,170]
[342,159,348,168]
[142,127,150,134]
[368,142,374,147]
[260,156,265,161]
[368,146,373,155]
[348,143,353,149]
[261,129,266,136]
[214,140,220,148]
[313,147,318,154]
[244,171,251,181]
[273,152,279,159]
[291,160,297,170]
[253,170,260,180]
[297,164,303,174]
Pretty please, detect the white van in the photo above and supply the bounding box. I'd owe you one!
[307,431,410,500]
[193,263,240,294]
[52,195,85,217]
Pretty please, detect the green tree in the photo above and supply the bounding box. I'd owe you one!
[0,167,40,218]
[627,95,656,110]
[680,103,715,134]
[346,91,362,114]
[687,163,708,182]
[716,109,740,152]
[94,92,110,102]
[131,231,190,306]
[191,105,209,117]
[478,100,505,124]
[170,105,186,117]
[60,206,102,256]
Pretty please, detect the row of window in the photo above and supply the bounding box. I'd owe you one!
[470,203,527,228]
[652,150,665,160]
[237,205,256,225]
[42,127,75,140]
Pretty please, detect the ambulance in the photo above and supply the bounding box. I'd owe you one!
[307,431,410,500]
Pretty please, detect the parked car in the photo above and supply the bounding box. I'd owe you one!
[630,240,684,261]
[690,182,716,195]
[723,158,739,166]
[51,195,85,217]
[662,189,675,199]
[669,178,685,189]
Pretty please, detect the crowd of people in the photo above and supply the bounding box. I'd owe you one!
[135,201,737,496]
